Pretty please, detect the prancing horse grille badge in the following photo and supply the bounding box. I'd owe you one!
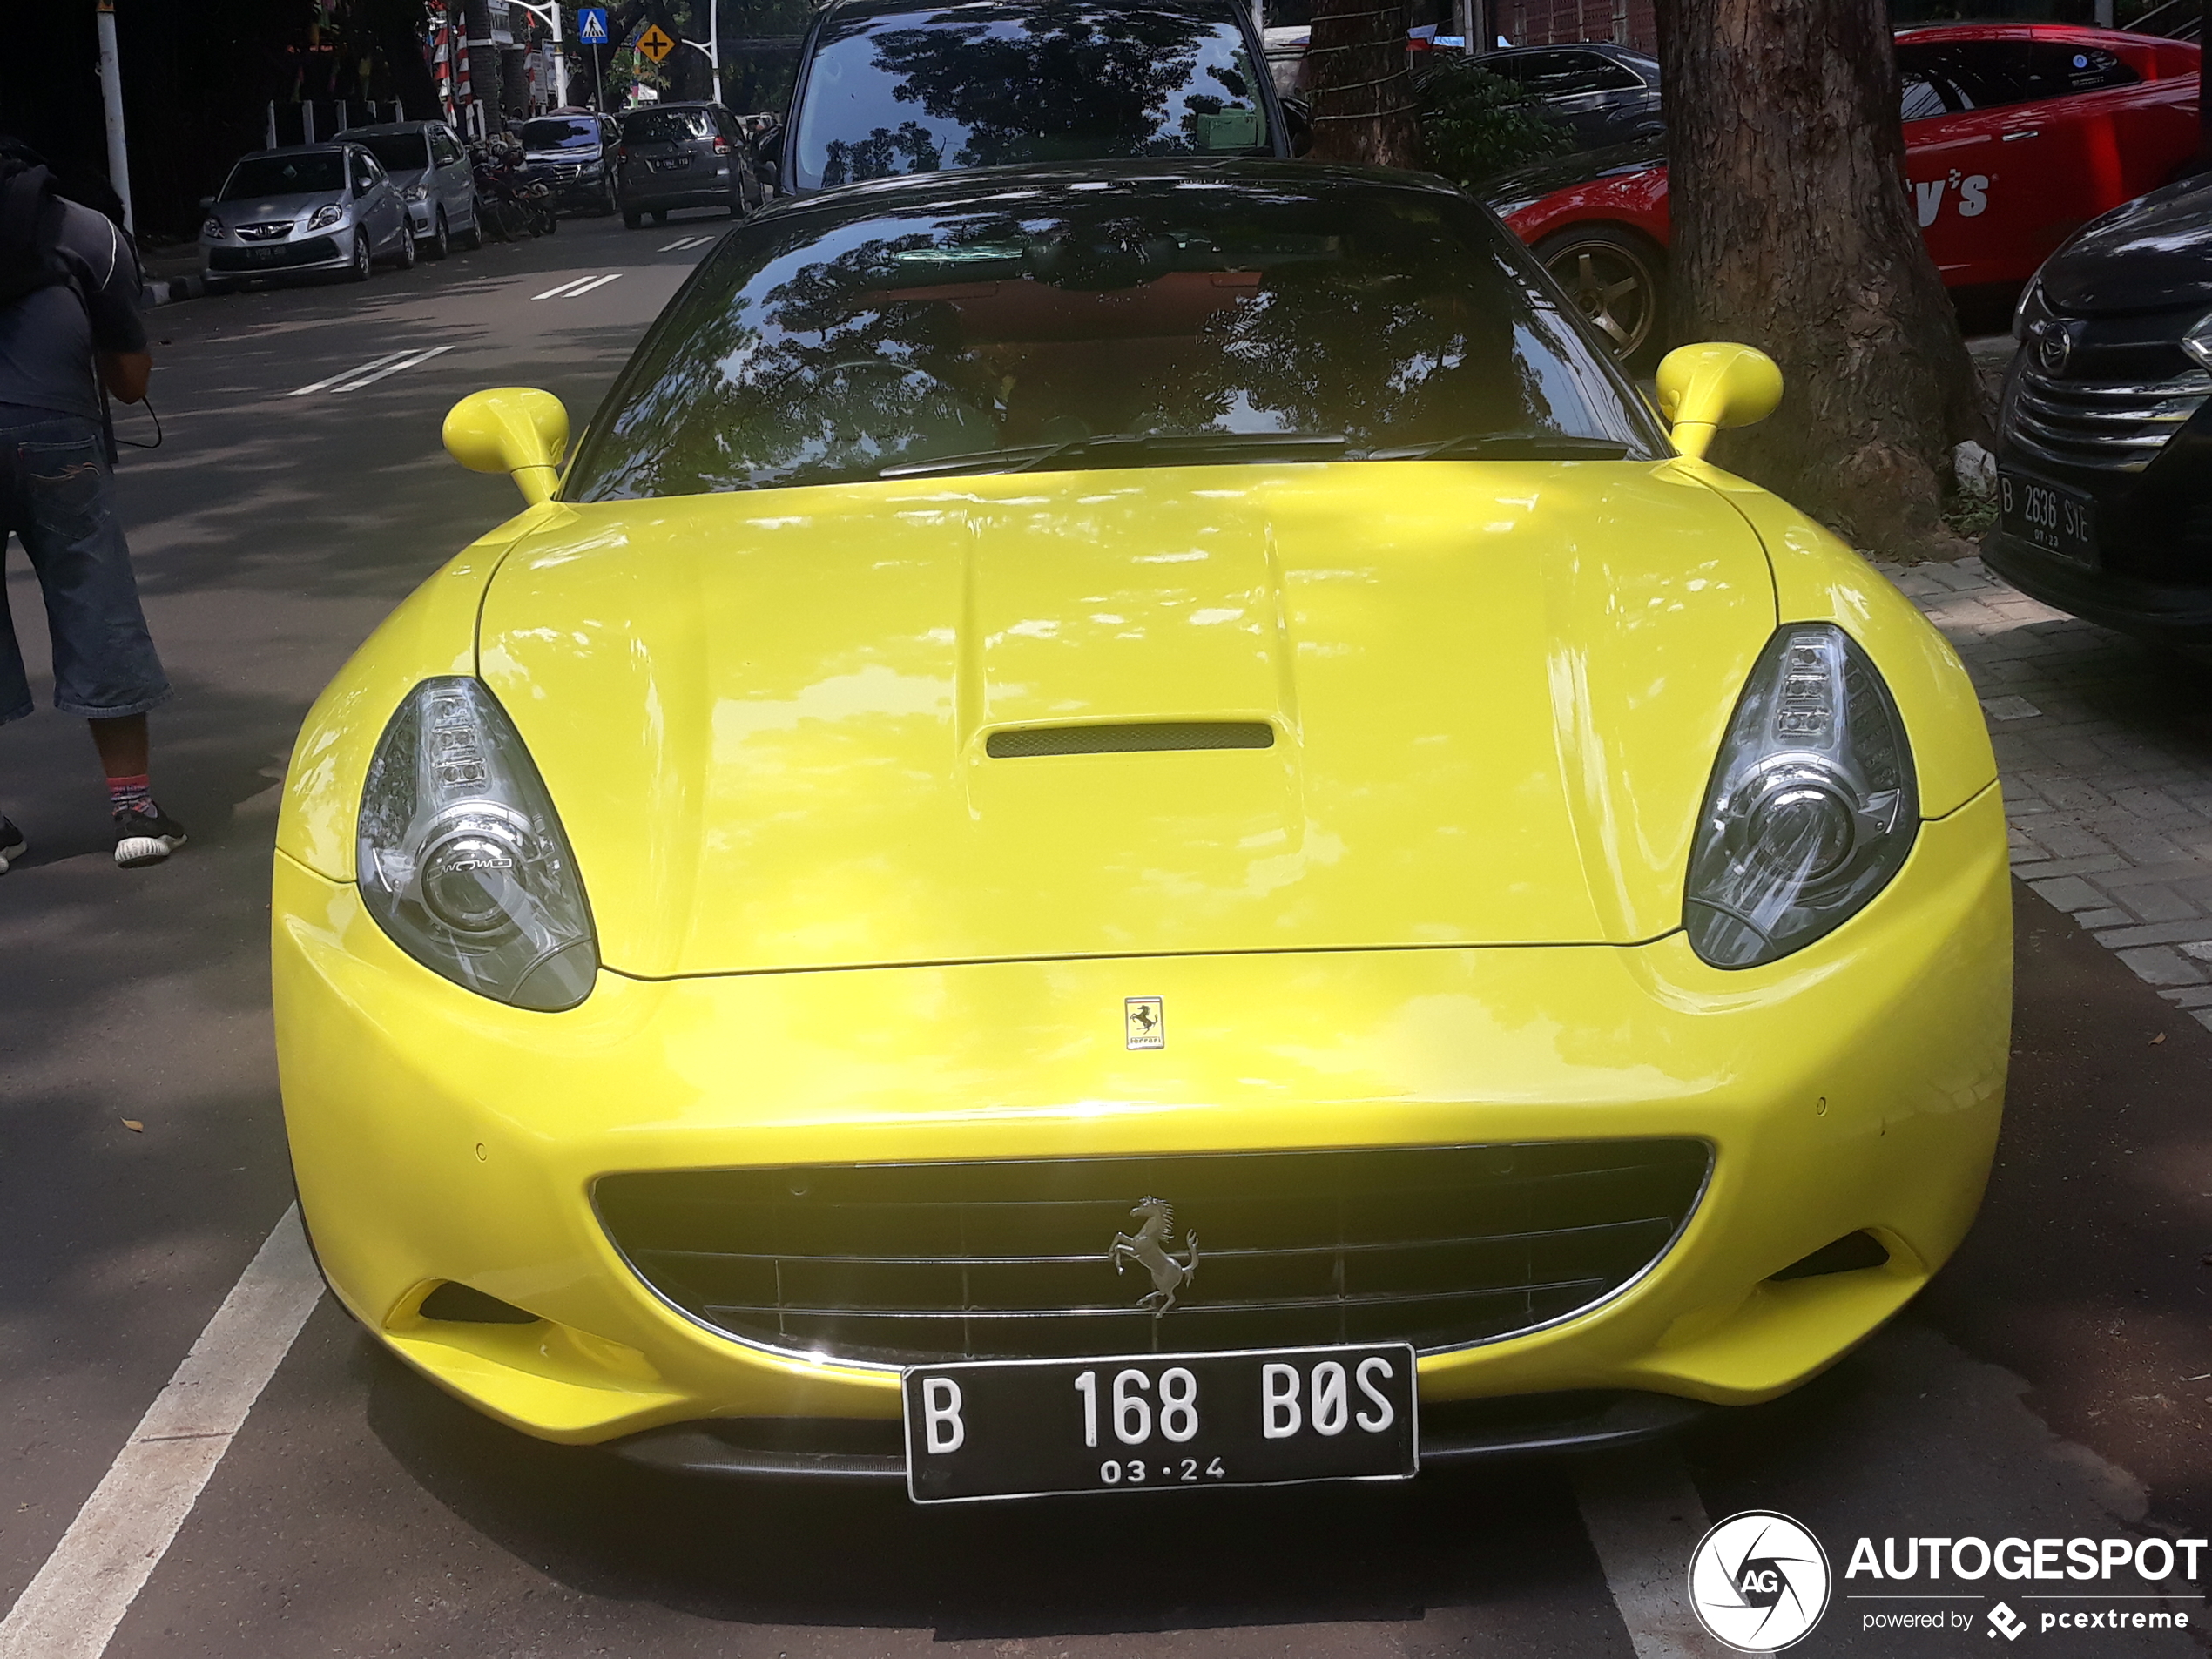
[1109,1196,1197,1314]
[1125,995,1164,1049]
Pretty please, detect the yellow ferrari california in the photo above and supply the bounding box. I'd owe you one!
[274,159,2007,1503]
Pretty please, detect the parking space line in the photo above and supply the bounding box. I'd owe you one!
[1575,1452,1757,1659]
[0,1208,323,1659]
[534,272,624,300]
[324,344,454,393]
[657,235,716,252]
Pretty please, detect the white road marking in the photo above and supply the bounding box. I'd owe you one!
[288,345,454,396]
[657,234,715,252]
[324,344,454,393]
[1576,1451,1760,1659]
[533,271,624,300]
[287,351,409,395]
[0,1208,324,1659]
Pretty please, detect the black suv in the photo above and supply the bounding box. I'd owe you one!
[520,111,622,215]
[770,0,1293,198]
[1984,174,2212,648]
[615,102,765,227]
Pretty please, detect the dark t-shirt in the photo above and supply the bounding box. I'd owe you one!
[0,199,148,421]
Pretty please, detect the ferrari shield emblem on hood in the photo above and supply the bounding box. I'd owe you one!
[1125,995,1164,1050]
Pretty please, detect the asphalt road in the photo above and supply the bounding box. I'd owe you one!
[2,208,2209,1658]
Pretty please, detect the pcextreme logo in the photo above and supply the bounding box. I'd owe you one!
[1688,1511,1833,1652]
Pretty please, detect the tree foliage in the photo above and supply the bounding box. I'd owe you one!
[1413,57,1573,191]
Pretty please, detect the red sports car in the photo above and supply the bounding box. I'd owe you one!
[1482,24,2202,364]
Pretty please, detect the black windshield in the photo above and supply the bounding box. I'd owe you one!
[221,153,345,199]
[357,133,431,172]
[522,117,602,150]
[624,109,713,144]
[568,171,1657,501]
[792,4,1271,192]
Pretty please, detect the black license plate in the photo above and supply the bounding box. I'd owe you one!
[650,157,689,172]
[902,1342,1418,1504]
[1999,468,2099,565]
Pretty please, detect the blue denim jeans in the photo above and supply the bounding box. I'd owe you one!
[0,408,171,725]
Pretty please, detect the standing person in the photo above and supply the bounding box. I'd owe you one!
[0,139,184,872]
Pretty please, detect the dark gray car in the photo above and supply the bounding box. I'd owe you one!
[1477,44,1662,150]
[615,103,762,227]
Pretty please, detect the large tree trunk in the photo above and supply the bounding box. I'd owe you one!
[1656,0,1984,557]
[1306,0,1421,168]
[464,0,504,132]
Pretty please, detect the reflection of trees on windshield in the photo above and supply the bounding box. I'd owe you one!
[1127,250,1543,443]
[804,8,1261,185]
[869,12,1216,167]
[822,123,944,190]
[571,188,1640,502]
[590,233,1007,497]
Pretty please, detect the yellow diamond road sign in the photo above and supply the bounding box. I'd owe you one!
[636,23,676,62]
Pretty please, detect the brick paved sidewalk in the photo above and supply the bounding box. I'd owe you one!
[1884,555,2212,1028]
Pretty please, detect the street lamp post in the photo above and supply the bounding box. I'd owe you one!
[507,0,570,107]
[94,0,133,232]
[682,3,721,99]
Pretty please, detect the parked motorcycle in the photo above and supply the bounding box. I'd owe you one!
[469,139,557,240]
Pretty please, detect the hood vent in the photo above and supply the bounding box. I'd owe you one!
[987,721,1275,759]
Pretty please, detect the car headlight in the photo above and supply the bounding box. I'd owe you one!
[404,184,428,202]
[306,203,344,231]
[2184,310,2212,374]
[357,677,597,1010]
[1683,624,1917,968]
[201,216,223,239]
[2013,275,2052,343]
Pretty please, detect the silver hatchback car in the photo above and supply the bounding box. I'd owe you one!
[347,121,483,257]
[199,144,414,289]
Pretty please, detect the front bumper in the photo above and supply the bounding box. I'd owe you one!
[1984,527,2212,645]
[275,784,2009,1452]
[204,234,348,278]
[535,172,610,208]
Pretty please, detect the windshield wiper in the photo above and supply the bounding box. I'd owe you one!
[1362,431,1635,462]
[877,431,1350,481]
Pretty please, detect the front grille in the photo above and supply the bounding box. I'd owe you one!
[2004,366,2212,474]
[596,1141,1710,1367]
[236,219,295,241]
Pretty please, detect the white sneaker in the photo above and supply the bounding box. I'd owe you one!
[113,806,187,869]
[0,818,23,873]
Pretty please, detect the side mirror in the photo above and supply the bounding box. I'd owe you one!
[198,195,215,211]
[1279,97,1313,158]
[1655,342,1783,461]
[443,388,570,505]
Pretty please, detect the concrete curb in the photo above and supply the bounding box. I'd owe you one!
[142,275,206,307]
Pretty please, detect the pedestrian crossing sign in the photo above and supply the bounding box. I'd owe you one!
[636,23,676,62]
[578,7,609,44]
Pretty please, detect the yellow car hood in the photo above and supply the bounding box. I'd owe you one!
[477,462,1776,978]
